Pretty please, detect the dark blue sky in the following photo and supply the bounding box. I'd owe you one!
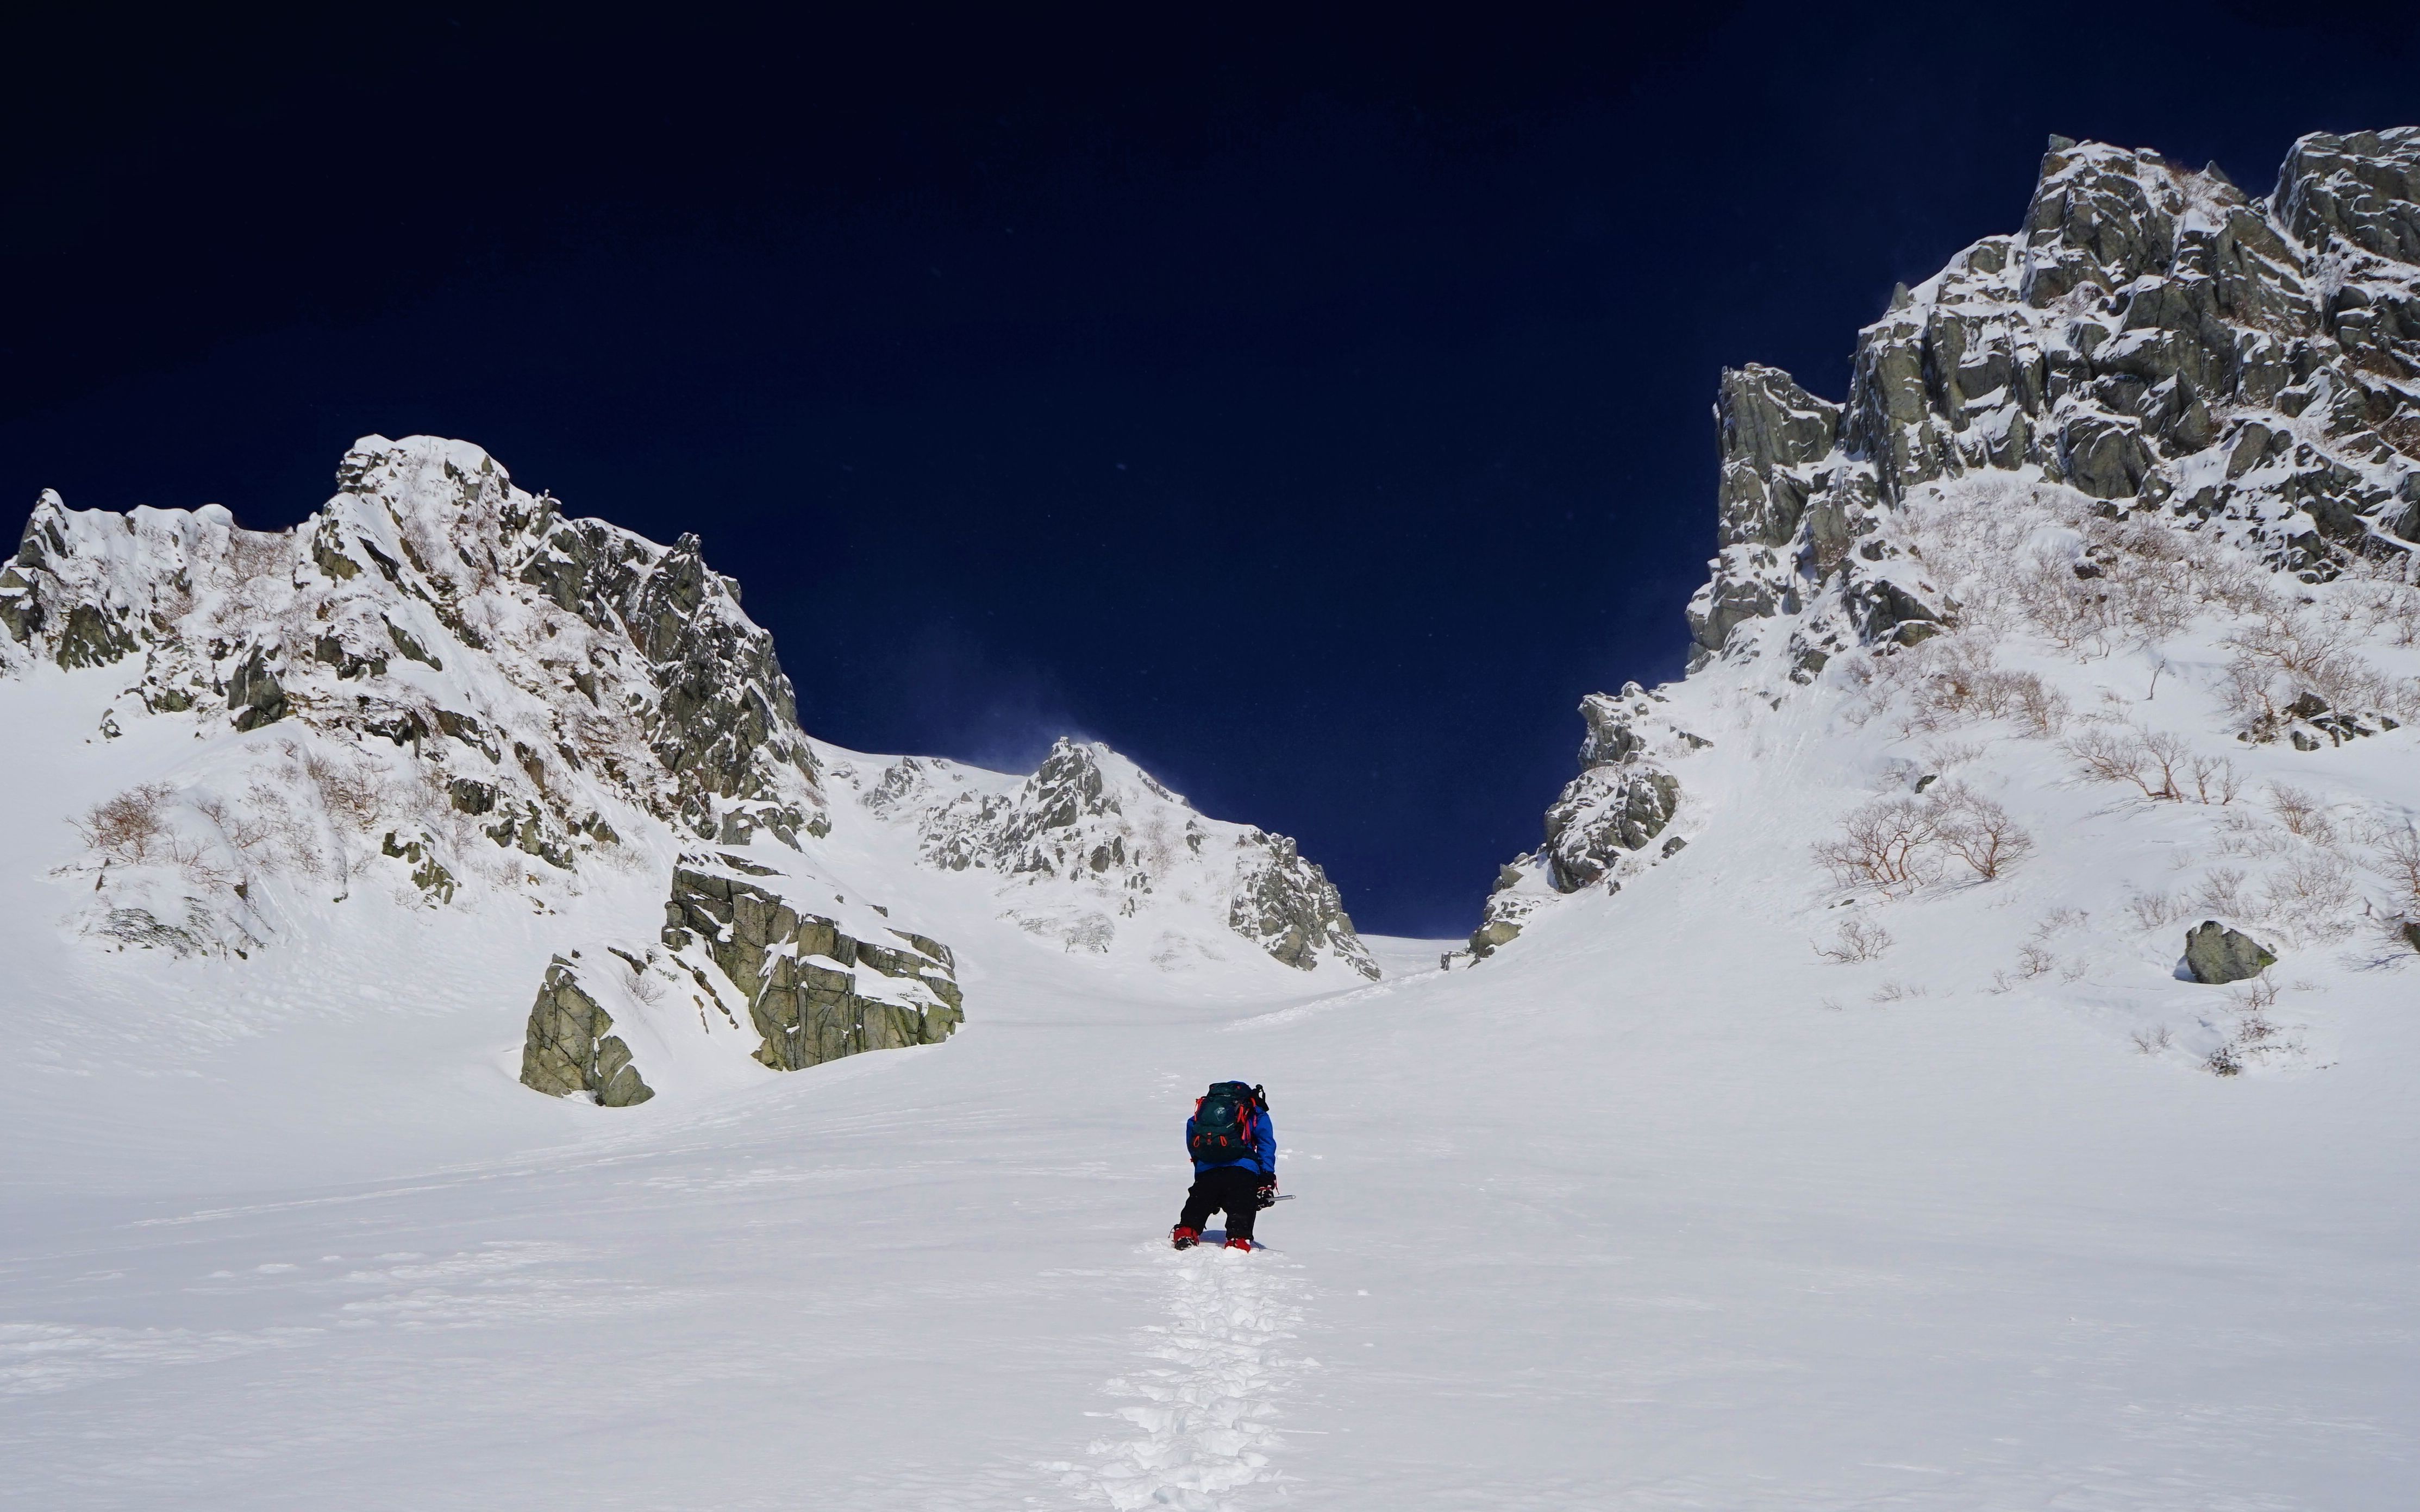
[6,3,2413,935]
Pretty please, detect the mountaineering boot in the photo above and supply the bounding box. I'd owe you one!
[1171,1226,1199,1250]
[1224,1237,1254,1253]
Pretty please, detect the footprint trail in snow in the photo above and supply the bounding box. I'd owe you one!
[1063,1245,1313,1510]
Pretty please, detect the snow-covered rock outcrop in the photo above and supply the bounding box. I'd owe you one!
[1693,129,2420,684]
[0,434,967,1100]
[837,737,1377,978]
[1471,130,2420,1076]
[3,434,1375,1107]
[0,437,826,951]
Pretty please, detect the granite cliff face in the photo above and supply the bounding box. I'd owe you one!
[1469,128,2420,962]
[1694,129,2420,682]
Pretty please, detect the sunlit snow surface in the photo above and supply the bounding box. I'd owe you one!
[5,640,2418,1509]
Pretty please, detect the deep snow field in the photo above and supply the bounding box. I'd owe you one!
[5,643,2416,1512]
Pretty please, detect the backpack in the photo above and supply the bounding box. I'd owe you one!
[1188,1081,1262,1163]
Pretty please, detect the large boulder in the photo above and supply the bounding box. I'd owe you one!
[658,859,964,1072]
[518,957,654,1106]
[2184,921,2277,984]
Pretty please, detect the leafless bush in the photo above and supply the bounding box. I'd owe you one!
[2015,676,2073,737]
[73,784,177,864]
[1816,783,2034,892]
[2015,943,2056,978]
[2188,867,2253,918]
[2131,1024,2174,1055]
[2125,889,2186,931]
[2031,906,2088,938]
[1900,642,2071,738]
[2064,724,2236,804]
[2186,752,2243,805]
[1816,917,1895,963]
[1869,980,1927,1002]
[2342,578,2420,648]
[193,794,273,856]
[1934,785,2034,880]
[2267,854,2358,937]
[2373,824,2420,913]
[298,747,385,827]
[1815,795,1944,893]
[2265,785,2336,843]
[2228,975,2281,1014]
[2222,600,2412,730]
[1923,739,1985,770]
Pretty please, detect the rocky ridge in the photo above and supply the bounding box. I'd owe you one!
[1469,128,2420,962]
[841,737,1377,978]
[7,435,1378,1105]
[1694,129,2420,682]
[1,436,824,953]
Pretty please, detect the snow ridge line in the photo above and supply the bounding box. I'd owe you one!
[1061,1244,1312,1510]
[1227,971,1426,1032]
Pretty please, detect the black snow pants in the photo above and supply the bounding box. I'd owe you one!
[1178,1165,1265,1242]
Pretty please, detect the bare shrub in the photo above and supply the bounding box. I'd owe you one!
[2015,676,2073,737]
[2373,824,2420,913]
[2228,976,2281,1014]
[2265,784,2336,843]
[1869,980,1927,1002]
[299,748,385,828]
[2125,889,2185,931]
[2189,867,2253,918]
[1923,739,1985,769]
[2344,578,2420,648]
[2186,753,2243,806]
[2015,943,2056,978]
[1816,917,1894,963]
[193,794,273,856]
[73,784,177,864]
[1933,785,2034,880]
[2267,854,2358,938]
[1816,784,2034,892]
[2065,724,2233,804]
[1815,795,1944,893]
[2131,1024,2174,1055]
[2222,599,2412,729]
[2031,906,2088,938]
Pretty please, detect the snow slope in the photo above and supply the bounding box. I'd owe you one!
[4,818,2413,1509]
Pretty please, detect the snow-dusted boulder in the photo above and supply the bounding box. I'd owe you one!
[2183,922,2278,985]
[520,956,655,1106]
[655,856,963,1071]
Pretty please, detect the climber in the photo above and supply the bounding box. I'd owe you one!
[1171,1080,1277,1252]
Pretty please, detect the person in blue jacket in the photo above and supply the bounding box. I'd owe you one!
[1172,1080,1276,1251]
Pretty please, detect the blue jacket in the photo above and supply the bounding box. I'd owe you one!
[1187,1086,1275,1180]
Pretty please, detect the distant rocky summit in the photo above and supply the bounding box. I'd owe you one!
[845,737,1377,978]
[1469,128,2420,961]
